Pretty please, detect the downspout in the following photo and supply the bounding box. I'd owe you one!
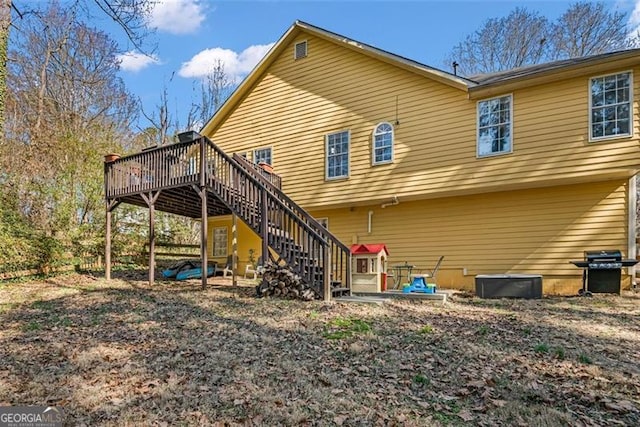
[368,210,373,234]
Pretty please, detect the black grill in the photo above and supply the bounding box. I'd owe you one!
[570,250,637,295]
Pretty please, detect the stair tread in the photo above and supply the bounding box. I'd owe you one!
[213,153,349,299]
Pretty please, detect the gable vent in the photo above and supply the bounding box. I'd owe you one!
[294,41,307,60]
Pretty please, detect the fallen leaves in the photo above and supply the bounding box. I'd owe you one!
[0,275,639,425]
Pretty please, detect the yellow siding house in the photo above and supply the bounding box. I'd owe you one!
[201,21,640,294]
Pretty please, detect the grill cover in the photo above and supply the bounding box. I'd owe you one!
[584,250,622,262]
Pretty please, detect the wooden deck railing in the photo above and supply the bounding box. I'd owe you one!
[105,137,350,297]
[233,154,282,189]
[105,140,204,198]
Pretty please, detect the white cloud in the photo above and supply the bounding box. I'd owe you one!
[627,0,640,38]
[178,43,275,81]
[117,51,160,72]
[148,0,205,35]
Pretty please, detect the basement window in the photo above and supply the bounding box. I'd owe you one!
[213,227,227,257]
[294,40,307,60]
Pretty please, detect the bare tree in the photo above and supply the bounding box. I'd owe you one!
[4,2,136,234]
[0,0,11,138]
[183,60,233,131]
[550,2,636,59]
[141,85,172,146]
[448,1,638,76]
[1,0,154,142]
[91,0,154,53]
[200,60,233,122]
[447,7,549,75]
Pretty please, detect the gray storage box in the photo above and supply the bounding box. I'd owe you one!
[475,274,543,299]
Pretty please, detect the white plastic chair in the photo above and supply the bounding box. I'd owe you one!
[244,256,263,279]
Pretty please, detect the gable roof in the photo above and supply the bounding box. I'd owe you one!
[201,21,640,134]
[200,20,474,136]
[350,243,389,256]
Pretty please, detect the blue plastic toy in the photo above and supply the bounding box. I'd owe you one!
[175,265,214,281]
[402,276,437,294]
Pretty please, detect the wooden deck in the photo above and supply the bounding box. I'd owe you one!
[104,135,351,299]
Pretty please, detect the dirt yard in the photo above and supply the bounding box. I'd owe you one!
[1,272,639,426]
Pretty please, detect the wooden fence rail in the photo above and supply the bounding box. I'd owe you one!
[0,243,201,281]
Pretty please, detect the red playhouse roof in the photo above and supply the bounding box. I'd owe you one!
[350,243,389,255]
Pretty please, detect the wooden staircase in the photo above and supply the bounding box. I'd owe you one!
[204,138,351,298]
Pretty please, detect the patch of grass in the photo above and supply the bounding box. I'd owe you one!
[139,294,155,303]
[433,411,456,423]
[23,321,42,331]
[419,325,434,334]
[0,303,16,314]
[308,310,319,320]
[534,343,549,354]
[413,374,430,385]
[523,327,532,336]
[323,316,371,340]
[447,402,461,414]
[33,300,54,310]
[578,353,592,364]
[477,325,489,336]
[554,346,565,360]
[329,317,353,328]
[58,317,73,327]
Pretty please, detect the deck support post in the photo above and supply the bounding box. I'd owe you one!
[149,202,155,285]
[199,137,209,290]
[200,189,208,290]
[105,199,120,281]
[232,213,238,288]
[141,191,161,286]
[106,205,112,281]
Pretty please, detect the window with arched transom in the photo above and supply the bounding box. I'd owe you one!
[373,122,393,165]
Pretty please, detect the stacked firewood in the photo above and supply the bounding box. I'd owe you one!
[256,262,319,300]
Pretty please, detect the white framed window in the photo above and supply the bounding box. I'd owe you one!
[253,147,272,165]
[477,94,513,157]
[590,71,632,141]
[372,122,394,165]
[213,227,228,257]
[326,130,350,180]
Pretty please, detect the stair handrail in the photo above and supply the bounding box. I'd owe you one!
[231,152,350,255]
[232,153,282,189]
[204,138,328,245]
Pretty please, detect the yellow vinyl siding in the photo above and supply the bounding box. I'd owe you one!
[208,33,640,210]
[207,216,263,273]
[308,180,629,294]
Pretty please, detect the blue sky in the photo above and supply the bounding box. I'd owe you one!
[108,0,640,132]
